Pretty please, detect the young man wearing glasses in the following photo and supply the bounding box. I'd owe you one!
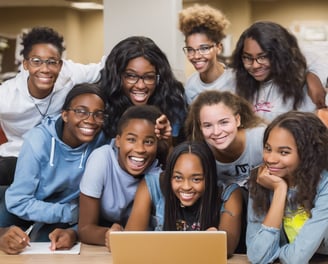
[0,26,104,186]
[1,83,107,252]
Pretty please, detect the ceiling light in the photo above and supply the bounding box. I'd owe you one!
[70,2,103,10]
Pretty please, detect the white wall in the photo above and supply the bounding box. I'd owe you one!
[103,0,185,82]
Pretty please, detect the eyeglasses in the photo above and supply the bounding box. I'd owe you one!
[123,72,159,85]
[26,57,62,69]
[241,54,269,66]
[67,108,108,123]
[182,45,215,56]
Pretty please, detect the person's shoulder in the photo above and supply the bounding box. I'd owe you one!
[247,125,267,134]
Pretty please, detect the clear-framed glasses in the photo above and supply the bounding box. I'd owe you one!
[67,108,108,123]
[26,57,62,69]
[182,44,215,57]
[241,54,270,66]
[123,72,159,85]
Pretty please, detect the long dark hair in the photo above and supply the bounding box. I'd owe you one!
[99,36,186,138]
[249,111,328,217]
[231,21,307,109]
[162,141,220,230]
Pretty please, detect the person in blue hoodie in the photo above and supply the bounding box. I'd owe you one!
[0,82,107,252]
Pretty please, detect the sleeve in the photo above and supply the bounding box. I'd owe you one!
[302,47,328,86]
[246,196,281,264]
[80,146,110,198]
[279,177,328,264]
[5,138,75,224]
[63,56,106,84]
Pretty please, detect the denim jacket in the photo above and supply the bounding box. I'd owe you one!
[145,172,239,231]
[246,170,328,264]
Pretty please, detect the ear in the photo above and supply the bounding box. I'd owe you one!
[115,135,121,148]
[236,114,241,128]
[61,110,68,123]
[216,42,223,54]
[22,59,29,70]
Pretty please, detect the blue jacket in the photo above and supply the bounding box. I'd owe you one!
[5,115,106,224]
[246,170,328,264]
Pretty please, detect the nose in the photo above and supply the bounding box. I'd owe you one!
[134,78,146,88]
[193,50,202,59]
[83,113,97,124]
[39,62,51,71]
[213,124,222,135]
[181,179,192,190]
[264,152,278,165]
[134,141,146,153]
[251,59,262,68]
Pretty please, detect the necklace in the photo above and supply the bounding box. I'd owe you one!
[29,92,55,118]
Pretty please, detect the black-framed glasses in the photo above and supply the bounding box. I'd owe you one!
[26,57,62,69]
[241,54,269,66]
[123,72,159,85]
[182,44,215,56]
[67,108,108,123]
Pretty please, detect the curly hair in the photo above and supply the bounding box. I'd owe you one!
[185,90,265,141]
[178,4,230,43]
[20,26,65,59]
[99,36,186,138]
[249,111,328,217]
[231,21,307,109]
[162,140,220,230]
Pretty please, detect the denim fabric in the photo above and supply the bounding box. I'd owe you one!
[247,170,328,264]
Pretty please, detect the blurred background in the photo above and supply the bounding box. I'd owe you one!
[0,0,327,83]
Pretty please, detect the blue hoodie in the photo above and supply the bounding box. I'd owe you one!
[5,114,107,224]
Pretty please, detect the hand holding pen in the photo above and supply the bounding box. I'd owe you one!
[0,226,30,254]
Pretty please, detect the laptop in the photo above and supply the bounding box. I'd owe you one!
[110,231,227,264]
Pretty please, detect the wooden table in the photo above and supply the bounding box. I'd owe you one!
[1,244,327,263]
[0,243,251,264]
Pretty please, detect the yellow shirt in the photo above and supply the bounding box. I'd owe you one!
[283,208,309,243]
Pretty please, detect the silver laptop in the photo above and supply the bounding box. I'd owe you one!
[110,231,227,264]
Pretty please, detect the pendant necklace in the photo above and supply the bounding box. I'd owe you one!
[29,92,55,118]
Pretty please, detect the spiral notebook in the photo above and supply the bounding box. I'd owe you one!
[110,231,227,264]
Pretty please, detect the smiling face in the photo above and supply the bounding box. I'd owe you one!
[199,103,240,152]
[185,33,221,75]
[115,118,157,177]
[61,93,105,148]
[263,126,300,186]
[171,153,205,207]
[122,56,157,105]
[23,43,63,99]
[242,37,271,82]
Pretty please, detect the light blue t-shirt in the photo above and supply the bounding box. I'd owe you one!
[80,139,162,225]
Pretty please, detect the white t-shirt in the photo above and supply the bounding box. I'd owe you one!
[184,67,236,105]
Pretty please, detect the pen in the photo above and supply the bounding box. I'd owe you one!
[25,224,34,236]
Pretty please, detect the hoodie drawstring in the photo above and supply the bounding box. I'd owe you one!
[49,137,55,167]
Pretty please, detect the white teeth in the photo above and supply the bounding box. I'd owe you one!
[132,91,147,98]
[130,156,145,162]
[180,192,193,198]
[80,127,95,135]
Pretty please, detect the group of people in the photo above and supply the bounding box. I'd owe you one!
[0,3,328,264]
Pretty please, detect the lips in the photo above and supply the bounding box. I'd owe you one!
[179,192,196,205]
[130,90,148,103]
[192,60,207,71]
[128,156,147,169]
[211,135,227,145]
[79,127,97,136]
[36,75,53,84]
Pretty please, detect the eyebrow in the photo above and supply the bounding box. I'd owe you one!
[126,132,156,138]
[173,170,204,177]
[242,52,267,56]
